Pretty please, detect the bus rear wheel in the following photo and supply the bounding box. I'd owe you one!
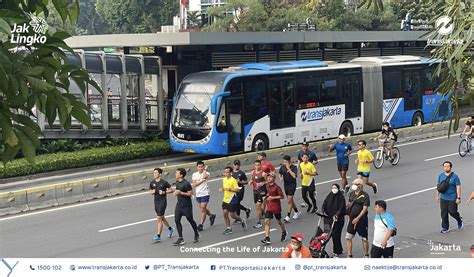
[412,112,424,126]
[339,121,354,137]
[252,134,269,152]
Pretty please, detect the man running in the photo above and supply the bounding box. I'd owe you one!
[220,166,247,235]
[251,160,266,228]
[300,153,318,213]
[232,159,251,224]
[191,161,216,231]
[173,168,200,245]
[279,155,301,222]
[346,178,370,258]
[329,134,352,193]
[297,142,318,165]
[261,172,287,245]
[355,140,378,194]
[257,152,276,173]
[149,168,175,242]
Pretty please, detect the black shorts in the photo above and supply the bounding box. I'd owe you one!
[154,201,167,216]
[337,163,349,172]
[222,202,238,213]
[284,184,296,196]
[265,211,282,220]
[346,217,369,240]
[253,188,267,204]
[371,245,394,258]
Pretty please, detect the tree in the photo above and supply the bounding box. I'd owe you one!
[96,0,178,33]
[0,0,101,165]
[187,11,202,29]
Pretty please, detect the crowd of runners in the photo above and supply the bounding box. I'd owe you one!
[148,120,471,258]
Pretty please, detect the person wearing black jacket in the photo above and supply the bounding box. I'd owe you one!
[321,184,346,257]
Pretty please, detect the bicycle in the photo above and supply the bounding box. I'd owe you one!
[458,134,472,157]
[373,139,400,169]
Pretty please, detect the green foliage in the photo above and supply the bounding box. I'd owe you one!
[187,11,202,29]
[425,0,473,133]
[0,0,102,166]
[0,140,171,179]
[95,0,178,33]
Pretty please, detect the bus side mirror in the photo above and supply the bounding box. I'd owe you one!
[210,96,219,115]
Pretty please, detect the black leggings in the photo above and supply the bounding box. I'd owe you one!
[301,183,317,208]
[371,245,394,258]
[175,206,199,238]
[236,188,248,216]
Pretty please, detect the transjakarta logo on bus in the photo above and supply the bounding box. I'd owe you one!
[301,107,342,122]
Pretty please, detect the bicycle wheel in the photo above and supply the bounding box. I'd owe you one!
[390,147,401,165]
[373,149,384,169]
[459,139,469,157]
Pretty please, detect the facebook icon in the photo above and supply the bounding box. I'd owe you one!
[210,265,216,270]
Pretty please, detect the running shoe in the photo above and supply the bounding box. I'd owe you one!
[281,231,288,242]
[245,208,251,219]
[153,234,161,242]
[210,214,217,226]
[241,219,247,231]
[197,224,204,231]
[223,228,233,235]
[253,222,263,229]
[457,221,464,230]
[173,237,185,245]
[292,211,301,220]
[283,216,291,223]
[193,233,201,243]
[233,220,243,225]
[167,227,175,239]
[440,228,449,234]
[261,238,271,245]
[373,183,378,194]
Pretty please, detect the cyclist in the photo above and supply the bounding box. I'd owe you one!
[462,115,474,142]
[374,122,398,161]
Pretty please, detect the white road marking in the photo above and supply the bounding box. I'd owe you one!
[196,229,277,250]
[98,215,175,233]
[385,187,436,202]
[424,153,459,162]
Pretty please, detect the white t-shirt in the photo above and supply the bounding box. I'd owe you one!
[373,212,395,248]
[192,171,210,197]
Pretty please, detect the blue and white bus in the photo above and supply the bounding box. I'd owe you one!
[170,55,449,155]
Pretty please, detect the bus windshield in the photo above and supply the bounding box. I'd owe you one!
[172,83,220,129]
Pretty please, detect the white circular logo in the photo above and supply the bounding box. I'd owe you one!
[435,16,454,35]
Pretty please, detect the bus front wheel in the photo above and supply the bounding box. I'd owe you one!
[339,121,354,137]
[252,134,269,152]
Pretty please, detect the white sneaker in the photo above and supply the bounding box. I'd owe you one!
[300,202,307,208]
[283,216,290,223]
[292,211,301,220]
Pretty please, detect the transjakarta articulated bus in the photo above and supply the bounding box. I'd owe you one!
[170,55,449,155]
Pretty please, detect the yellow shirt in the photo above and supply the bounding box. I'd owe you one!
[300,162,317,186]
[357,149,374,172]
[223,177,238,203]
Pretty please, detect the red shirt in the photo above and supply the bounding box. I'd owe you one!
[251,170,265,191]
[261,160,275,173]
[265,183,283,213]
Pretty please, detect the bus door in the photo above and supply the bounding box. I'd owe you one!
[403,68,422,112]
[267,77,296,146]
[226,97,244,153]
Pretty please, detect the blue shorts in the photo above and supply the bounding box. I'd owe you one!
[196,195,210,203]
[357,172,370,178]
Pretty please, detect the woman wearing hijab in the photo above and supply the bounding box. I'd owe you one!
[321,184,346,257]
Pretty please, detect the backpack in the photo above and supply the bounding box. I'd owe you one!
[437,173,453,193]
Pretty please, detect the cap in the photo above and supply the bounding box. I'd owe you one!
[352,178,364,186]
[302,142,309,146]
[233,159,241,165]
[291,233,304,243]
[338,134,346,139]
[268,172,277,178]
[257,152,266,157]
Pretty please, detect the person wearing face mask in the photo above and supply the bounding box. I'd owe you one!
[346,178,370,258]
[281,233,312,258]
[321,184,346,258]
